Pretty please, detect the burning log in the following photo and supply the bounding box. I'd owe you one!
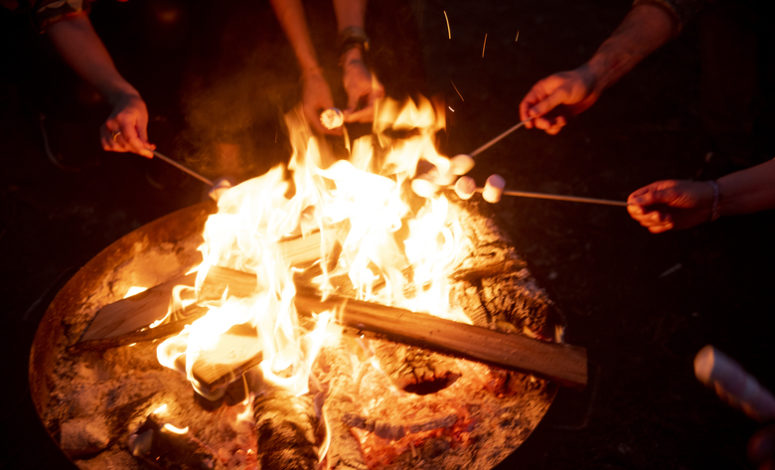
[72,229,332,351]
[199,266,587,388]
[72,262,585,390]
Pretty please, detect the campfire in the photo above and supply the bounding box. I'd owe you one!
[29,97,585,469]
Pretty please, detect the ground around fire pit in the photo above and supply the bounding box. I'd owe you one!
[3,1,775,469]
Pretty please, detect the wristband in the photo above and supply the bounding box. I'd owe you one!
[338,26,370,58]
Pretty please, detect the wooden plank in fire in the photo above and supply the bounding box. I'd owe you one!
[74,230,328,347]
[201,266,588,389]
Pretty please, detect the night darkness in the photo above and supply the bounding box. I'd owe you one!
[2,1,775,468]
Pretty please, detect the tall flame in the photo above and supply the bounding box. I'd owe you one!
[157,96,470,401]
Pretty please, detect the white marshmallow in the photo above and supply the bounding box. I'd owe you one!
[483,174,505,203]
[454,176,477,200]
[208,177,233,202]
[411,176,439,199]
[450,154,475,175]
[320,108,344,130]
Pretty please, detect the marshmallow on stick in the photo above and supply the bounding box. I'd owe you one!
[320,108,344,130]
[453,175,505,203]
[482,174,506,203]
[450,154,475,176]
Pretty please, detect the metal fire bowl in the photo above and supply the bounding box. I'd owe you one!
[29,199,560,469]
[29,201,215,438]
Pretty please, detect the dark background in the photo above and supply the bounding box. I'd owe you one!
[2,1,774,468]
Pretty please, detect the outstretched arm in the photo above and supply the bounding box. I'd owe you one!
[627,157,775,233]
[270,0,335,134]
[46,12,153,157]
[520,3,678,134]
[333,0,383,123]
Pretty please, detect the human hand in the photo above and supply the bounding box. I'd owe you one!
[100,93,154,158]
[301,67,337,135]
[749,424,775,470]
[340,48,384,124]
[519,65,598,135]
[626,179,715,233]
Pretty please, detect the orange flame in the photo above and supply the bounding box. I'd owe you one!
[157,96,471,403]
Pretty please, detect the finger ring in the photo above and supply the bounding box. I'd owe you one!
[111,130,122,142]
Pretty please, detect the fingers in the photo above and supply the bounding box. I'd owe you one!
[343,106,374,123]
[627,180,679,207]
[520,76,567,129]
[301,72,340,135]
[627,204,675,233]
[304,103,332,135]
[342,61,383,124]
[627,183,675,233]
[100,98,154,158]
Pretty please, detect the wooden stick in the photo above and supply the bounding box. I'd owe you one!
[493,188,628,207]
[152,150,214,187]
[469,119,530,157]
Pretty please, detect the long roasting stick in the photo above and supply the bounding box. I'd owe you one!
[453,176,629,207]
[488,188,627,207]
[152,150,214,187]
[469,119,531,157]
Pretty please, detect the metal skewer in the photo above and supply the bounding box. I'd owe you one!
[152,150,214,187]
[470,118,531,157]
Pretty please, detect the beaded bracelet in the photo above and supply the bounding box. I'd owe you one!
[708,180,721,222]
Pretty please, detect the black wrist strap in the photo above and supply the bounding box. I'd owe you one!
[338,26,370,57]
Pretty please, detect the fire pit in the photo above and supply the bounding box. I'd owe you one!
[29,99,582,469]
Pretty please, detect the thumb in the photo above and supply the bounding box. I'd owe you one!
[527,90,567,119]
[344,106,374,123]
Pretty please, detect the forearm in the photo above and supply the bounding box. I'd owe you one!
[270,0,321,75]
[583,3,677,95]
[332,0,366,31]
[717,158,775,217]
[46,13,138,103]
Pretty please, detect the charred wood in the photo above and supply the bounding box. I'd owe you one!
[253,388,325,470]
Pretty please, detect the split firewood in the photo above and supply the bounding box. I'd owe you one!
[200,266,587,388]
[74,264,585,388]
[73,229,332,350]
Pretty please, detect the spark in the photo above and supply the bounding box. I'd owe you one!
[447,106,455,113]
[443,10,451,39]
[481,33,488,58]
[450,79,464,102]
[515,30,520,43]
